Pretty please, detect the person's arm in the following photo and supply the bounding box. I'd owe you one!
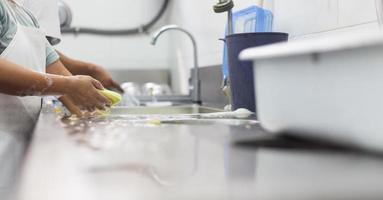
[57,51,124,93]
[0,58,68,96]
[0,58,110,112]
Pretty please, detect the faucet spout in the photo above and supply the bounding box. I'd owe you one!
[151,25,178,45]
[151,25,201,104]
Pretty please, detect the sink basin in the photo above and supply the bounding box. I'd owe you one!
[110,105,223,115]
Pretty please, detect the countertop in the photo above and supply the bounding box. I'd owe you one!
[12,107,383,200]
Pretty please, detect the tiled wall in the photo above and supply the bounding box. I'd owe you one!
[273,0,379,39]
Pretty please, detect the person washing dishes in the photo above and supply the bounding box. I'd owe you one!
[0,0,112,135]
[19,0,124,93]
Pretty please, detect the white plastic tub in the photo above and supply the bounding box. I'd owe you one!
[240,31,383,151]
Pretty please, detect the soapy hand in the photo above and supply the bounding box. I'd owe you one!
[64,75,112,112]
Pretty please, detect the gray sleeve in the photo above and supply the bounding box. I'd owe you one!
[0,2,6,36]
[45,39,59,67]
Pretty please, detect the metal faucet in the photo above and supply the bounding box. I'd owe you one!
[151,25,201,104]
[213,0,234,109]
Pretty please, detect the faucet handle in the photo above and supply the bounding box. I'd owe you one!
[213,0,234,13]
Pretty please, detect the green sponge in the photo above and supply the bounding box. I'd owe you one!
[99,89,122,106]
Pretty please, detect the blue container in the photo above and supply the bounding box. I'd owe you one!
[226,32,288,114]
[222,6,273,79]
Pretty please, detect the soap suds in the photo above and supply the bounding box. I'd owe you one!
[18,75,54,96]
[201,108,254,119]
[44,75,53,87]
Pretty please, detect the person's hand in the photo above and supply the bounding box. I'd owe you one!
[59,96,105,118]
[63,75,112,112]
[89,64,124,93]
[58,96,85,117]
[57,51,123,93]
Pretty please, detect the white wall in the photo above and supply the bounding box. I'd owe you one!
[56,0,381,93]
[167,0,380,93]
[56,0,171,70]
[166,0,264,93]
[168,0,379,67]
[167,0,263,67]
[56,0,264,93]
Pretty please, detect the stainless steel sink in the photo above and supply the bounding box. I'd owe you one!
[110,105,223,115]
[60,106,257,134]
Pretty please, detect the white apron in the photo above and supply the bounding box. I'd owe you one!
[17,0,62,45]
[0,0,47,136]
